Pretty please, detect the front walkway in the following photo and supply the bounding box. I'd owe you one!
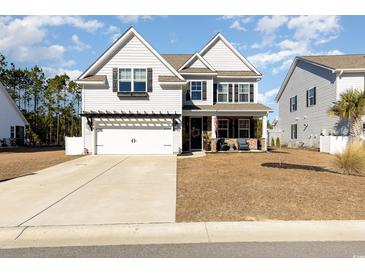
[0,155,176,227]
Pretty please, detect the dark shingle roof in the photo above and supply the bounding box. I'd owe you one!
[158,75,186,82]
[80,75,107,82]
[300,54,365,70]
[217,70,261,77]
[180,68,214,73]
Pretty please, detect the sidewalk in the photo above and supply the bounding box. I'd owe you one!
[1,220,365,249]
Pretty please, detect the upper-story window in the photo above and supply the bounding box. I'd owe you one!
[191,81,202,100]
[238,84,249,102]
[307,87,316,107]
[218,84,228,102]
[218,83,250,103]
[290,96,297,112]
[118,68,147,92]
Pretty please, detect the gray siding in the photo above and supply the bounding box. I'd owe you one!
[277,60,347,147]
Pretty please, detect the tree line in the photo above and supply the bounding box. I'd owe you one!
[0,53,81,145]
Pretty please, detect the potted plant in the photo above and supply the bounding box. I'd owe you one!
[203,132,212,151]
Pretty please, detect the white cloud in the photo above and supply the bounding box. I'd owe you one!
[256,16,288,33]
[257,88,279,104]
[230,20,246,31]
[117,16,152,24]
[43,66,82,80]
[71,34,90,52]
[105,25,121,41]
[13,45,66,62]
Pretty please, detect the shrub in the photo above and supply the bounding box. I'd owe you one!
[276,137,281,147]
[271,137,275,147]
[333,142,365,175]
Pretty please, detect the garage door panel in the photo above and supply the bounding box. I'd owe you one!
[96,127,173,155]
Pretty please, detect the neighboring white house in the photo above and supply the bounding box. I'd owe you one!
[275,55,365,148]
[0,82,28,146]
[76,27,272,155]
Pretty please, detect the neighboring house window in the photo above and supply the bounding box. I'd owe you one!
[191,81,202,100]
[218,84,228,102]
[307,87,316,107]
[238,84,249,102]
[238,119,250,138]
[290,96,297,112]
[10,126,14,139]
[218,119,229,138]
[119,68,132,92]
[291,124,298,139]
[133,68,147,92]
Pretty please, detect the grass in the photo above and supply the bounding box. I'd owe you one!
[176,148,365,222]
[0,147,81,181]
[333,142,365,175]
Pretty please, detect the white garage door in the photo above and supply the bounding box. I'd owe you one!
[96,127,173,155]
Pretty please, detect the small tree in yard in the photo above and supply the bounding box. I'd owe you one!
[271,137,275,147]
[328,88,365,143]
[276,137,281,147]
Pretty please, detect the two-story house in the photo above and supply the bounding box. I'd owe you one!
[76,27,272,155]
[275,54,365,148]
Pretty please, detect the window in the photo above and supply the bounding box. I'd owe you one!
[291,124,298,139]
[290,96,297,112]
[133,68,147,92]
[238,119,250,138]
[191,81,202,100]
[218,84,228,102]
[238,84,249,102]
[218,119,229,138]
[119,68,132,92]
[118,68,147,92]
[307,87,316,106]
[10,126,14,139]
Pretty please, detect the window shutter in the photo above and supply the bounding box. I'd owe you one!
[234,84,238,102]
[250,84,254,102]
[147,68,153,92]
[186,81,191,101]
[306,90,309,107]
[228,84,233,102]
[295,96,297,111]
[250,118,255,138]
[213,84,217,103]
[313,87,316,105]
[202,81,207,100]
[289,98,292,112]
[112,68,118,92]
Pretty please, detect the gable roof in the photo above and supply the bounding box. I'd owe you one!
[178,52,216,72]
[300,54,365,70]
[199,33,262,76]
[161,54,193,70]
[0,82,28,125]
[275,54,365,102]
[78,27,184,81]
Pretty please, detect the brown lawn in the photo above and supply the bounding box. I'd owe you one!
[176,148,365,222]
[0,147,82,181]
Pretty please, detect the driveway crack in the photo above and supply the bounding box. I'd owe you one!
[14,226,28,240]
[17,157,129,227]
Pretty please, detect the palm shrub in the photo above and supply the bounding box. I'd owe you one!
[333,142,365,175]
[328,88,365,143]
[276,137,281,147]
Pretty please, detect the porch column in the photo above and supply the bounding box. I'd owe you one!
[211,115,217,138]
[261,114,268,151]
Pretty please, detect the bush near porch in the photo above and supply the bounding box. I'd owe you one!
[176,148,365,222]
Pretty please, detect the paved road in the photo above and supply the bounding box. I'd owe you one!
[1,242,365,257]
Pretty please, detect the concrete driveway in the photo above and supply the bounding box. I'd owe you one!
[0,155,176,227]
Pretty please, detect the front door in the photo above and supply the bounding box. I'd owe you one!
[190,118,202,150]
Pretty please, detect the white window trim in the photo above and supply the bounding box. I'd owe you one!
[238,119,250,138]
[290,95,297,112]
[307,87,316,107]
[218,83,229,103]
[217,82,251,103]
[118,68,147,92]
[218,118,229,138]
[190,80,203,101]
[238,84,250,103]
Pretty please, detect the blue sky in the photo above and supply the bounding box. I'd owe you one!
[1,15,365,120]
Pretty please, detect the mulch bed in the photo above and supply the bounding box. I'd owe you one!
[176,148,365,222]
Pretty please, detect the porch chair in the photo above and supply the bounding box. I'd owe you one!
[237,138,250,151]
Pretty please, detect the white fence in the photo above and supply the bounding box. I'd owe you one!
[267,129,281,146]
[319,136,349,154]
[65,137,84,155]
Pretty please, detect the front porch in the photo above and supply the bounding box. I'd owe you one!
[182,115,268,152]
